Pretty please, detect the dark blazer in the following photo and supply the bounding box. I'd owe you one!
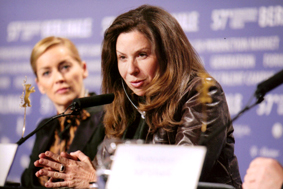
[21,105,105,188]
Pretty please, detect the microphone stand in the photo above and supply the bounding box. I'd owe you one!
[15,93,115,146]
[198,93,264,146]
[16,103,80,146]
[199,69,283,145]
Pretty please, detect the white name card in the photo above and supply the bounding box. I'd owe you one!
[0,143,18,186]
[106,144,206,189]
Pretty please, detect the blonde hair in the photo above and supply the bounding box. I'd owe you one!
[30,36,82,76]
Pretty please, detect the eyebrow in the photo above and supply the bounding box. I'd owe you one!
[37,60,70,71]
[58,60,70,65]
[38,66,50,72]
[116,50,124,54]
[116,47,151,54]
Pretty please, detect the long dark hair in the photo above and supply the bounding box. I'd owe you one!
[101,4,206,137]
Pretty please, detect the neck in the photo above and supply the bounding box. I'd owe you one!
[55,103,72,114]
[55,89,89,114]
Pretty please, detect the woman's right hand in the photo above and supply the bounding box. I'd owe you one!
[242,157,283,189]
[34,150,96,188]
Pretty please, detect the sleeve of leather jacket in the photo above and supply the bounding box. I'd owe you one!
[175,76,231,178]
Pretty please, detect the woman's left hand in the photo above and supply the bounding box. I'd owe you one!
[34,150,96,188]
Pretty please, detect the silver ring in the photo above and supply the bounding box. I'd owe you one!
[59,164,65,173]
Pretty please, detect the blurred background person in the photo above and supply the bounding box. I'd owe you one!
[21,36,105,188]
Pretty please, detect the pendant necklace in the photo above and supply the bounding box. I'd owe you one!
[122,80,146,119]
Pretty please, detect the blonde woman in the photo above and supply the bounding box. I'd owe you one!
[21,36,105,188]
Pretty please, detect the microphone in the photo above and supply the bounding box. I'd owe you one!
[16,93,115,146]
[255,69,283,99]
[71,93,114,110]
[199,69,283,146]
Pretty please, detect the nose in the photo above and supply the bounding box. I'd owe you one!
[54,70,65,83]
[128,58,139,75]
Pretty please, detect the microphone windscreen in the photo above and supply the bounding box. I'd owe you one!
[72,93,114,109]
[255,69,283,98]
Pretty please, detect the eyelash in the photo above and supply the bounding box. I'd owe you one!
[61,64,70,70]
[42,71,50,76]
[40,64,71,77]
[139,53,147,57]
[118,52,148,60]
[118,55,126,60]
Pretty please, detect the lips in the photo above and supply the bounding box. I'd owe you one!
[56,87,70,94]
[130,80,144,88]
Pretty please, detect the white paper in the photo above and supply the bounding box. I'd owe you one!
[106,144,206,189]
[0,143,18,186]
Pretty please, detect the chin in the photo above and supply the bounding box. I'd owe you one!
[133,91,145,97]
[59,95,76,105]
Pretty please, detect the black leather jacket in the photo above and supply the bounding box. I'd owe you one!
[122,75,242,188]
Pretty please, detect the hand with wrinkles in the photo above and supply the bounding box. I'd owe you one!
[242,157,283,189]
[34,150,96,188]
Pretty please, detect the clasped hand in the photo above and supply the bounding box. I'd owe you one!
[242,157,283,189]
[34,150,96,188]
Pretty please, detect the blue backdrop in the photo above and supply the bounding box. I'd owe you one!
[0,0,282,184]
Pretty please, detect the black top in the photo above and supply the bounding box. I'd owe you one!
[21,102,105,188]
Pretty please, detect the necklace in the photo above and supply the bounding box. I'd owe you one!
[122,80,146,119]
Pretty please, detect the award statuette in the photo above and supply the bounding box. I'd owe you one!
[0,77,35,186]
[20,76,35,138]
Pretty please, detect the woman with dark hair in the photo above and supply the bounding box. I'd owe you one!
[34,5,242,189]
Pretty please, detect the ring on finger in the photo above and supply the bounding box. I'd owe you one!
[59,164,65,173]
